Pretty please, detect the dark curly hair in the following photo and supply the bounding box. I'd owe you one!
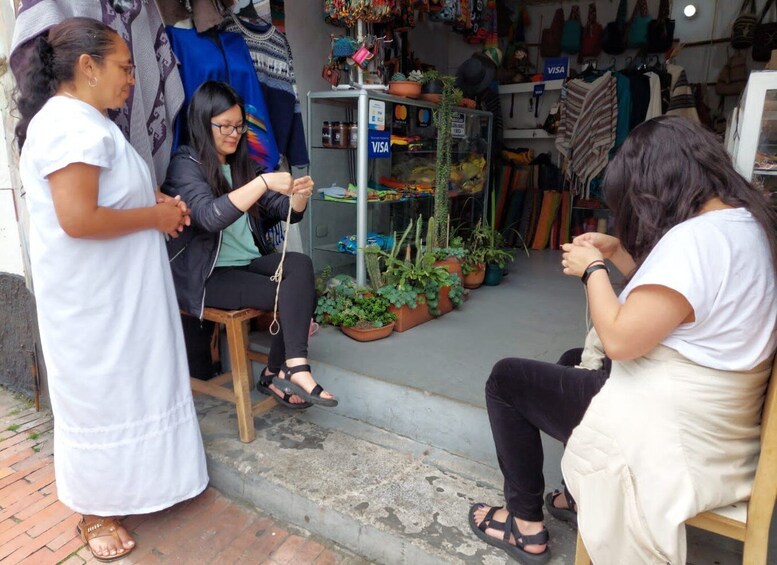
[603,115,777,278]
[13,17,118,150]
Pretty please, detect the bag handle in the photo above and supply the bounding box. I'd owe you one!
[569,5,581,22]
[586,3,597,25]
[740,0,757,15]
[616,0,627,25]
[759,0,777,24]
[629,0,649,23]
[657,0,670,21]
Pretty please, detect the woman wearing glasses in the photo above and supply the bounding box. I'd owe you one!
[14,18,208,562]
[163,80,337,410]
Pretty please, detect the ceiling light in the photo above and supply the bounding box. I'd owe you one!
[683,4,697,18]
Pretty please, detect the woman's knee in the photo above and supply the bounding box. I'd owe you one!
[283,252,314,279]
[486,358,520,397]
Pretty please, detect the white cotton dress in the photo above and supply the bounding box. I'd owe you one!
[20,96,209,515]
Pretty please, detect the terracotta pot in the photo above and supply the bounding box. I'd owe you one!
[462,265,486,289]
[389,301,433,332]
[388,81,422,98]
[459,97,476,109]
[341,322,395,342]
[434,257,463,283]
[420,93,442,103]
[437,285,454,314]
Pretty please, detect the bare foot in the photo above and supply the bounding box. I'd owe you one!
[471,505,547,555]
[80,515,135,559]
[549,489,577,512]
[284,359,335,401]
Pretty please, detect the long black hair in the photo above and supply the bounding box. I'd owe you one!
[187,81,255,197]
[603,115,777,278]
[13,18,118,150]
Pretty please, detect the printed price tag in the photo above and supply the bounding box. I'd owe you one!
[451,112,466,139]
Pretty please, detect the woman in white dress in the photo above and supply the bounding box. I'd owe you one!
[14,17,208,562]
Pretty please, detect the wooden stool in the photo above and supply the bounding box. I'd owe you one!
[187,307,277,442]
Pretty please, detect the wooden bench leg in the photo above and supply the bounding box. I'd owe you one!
[224,316,255,443]
[575,531,592,565]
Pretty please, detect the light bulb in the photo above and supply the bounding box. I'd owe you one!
[683,4,697,18]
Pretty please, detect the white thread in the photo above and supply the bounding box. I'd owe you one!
[268,194,295,335]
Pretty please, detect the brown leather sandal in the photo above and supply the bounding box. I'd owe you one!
[76,516,134,563]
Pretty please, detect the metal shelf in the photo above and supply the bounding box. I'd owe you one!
[504,128,556,140]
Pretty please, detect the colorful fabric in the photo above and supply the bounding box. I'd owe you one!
[337,232,395,255]
[166,26,281,172]
[11,0,184,187]
[666,63,700,123]
[222,12,308,167]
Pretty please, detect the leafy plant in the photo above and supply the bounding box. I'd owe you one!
[421,69,441,84]
[315,273,396,329]
[371,218,464,316]
[407,70,425,82]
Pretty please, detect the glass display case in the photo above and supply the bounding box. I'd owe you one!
[306,89,493,285]
[726,70,777,205]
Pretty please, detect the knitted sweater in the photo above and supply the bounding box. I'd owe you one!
[222,12,309,167]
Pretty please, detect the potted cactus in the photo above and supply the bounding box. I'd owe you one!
[388,70,423,98]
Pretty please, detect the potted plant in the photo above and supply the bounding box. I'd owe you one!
[315,272,397,342]
[388,70,424,98]
[367,219,464,332]
[420,69,444,101]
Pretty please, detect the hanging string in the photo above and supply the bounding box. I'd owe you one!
[268,193,295,335]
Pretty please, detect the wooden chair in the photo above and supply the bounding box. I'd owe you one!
[187,307,277,443]
[575,357,777,565]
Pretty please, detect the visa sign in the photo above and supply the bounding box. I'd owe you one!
[543,57,569,81]
[368,129,391,158]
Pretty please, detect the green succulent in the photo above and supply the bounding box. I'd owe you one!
[391,72,407,81]
[407,70,425,82]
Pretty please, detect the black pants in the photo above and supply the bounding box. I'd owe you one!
[485,349,611,522]
[204,252,315,371]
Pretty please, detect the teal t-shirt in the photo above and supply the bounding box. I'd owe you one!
[215,164,261,267]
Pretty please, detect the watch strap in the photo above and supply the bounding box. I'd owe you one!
[581,263,608,285]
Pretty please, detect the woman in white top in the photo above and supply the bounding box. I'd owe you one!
[471,115,777,564]
[14,17,208,562]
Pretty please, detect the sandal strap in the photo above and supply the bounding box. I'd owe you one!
[310,384,324,398]
[477,505,504,533]
[79,517,121,543]
[281,363,311,376]
[504,511,550,547]
[258,367,274,387]
[563,487,577,512]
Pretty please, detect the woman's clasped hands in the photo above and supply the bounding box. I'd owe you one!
[155,192,191,238]
[560,233,620,277]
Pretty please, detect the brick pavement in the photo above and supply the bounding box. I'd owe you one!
[0,389,367,565]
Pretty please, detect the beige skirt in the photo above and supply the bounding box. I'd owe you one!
[561,345,770,565]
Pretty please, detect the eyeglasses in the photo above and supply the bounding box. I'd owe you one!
[211,122,249,136]
[102,58,136,78]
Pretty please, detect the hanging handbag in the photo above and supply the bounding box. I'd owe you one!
[753,0,777,61]
[647,0,675,53]
[561,6,582,54]
[715,52,748,96]
[540,8,565,58]
[732,0,759,49]
[627,0,651,49]
[602,0,627,55]
[580,3,603,58]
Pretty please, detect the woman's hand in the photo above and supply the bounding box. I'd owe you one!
[155,192,191,233]
[291,175,314,199]
[261,172,293,195]
[153,199,188,238]
[572,232,621,259]
[561,241,605,278]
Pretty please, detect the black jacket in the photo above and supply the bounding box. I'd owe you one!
[162,145,304,318]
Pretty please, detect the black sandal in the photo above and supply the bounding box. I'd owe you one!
[544,488,578,527]
[468,503,550,565]
[271,363,338,407]
[256,367,312,410]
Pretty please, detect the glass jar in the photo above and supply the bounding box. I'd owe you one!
[336,122,350,148]
[321,121,332,147]
[331,121,342,147]
[349,121,358,148]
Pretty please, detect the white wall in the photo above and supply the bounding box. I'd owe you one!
[0,0,26,280]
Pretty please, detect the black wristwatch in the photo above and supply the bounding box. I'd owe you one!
[581,263,609,285]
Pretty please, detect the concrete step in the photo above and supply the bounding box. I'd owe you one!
[195,393,581,565]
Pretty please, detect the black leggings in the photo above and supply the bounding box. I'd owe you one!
[204,252,315,371]
[485,349,611,522]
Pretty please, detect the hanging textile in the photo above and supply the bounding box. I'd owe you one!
[10,0,184,187]
[166,26,281,172]
[222,12,308,167]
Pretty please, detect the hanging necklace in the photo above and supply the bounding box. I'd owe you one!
[60,91,80,101]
